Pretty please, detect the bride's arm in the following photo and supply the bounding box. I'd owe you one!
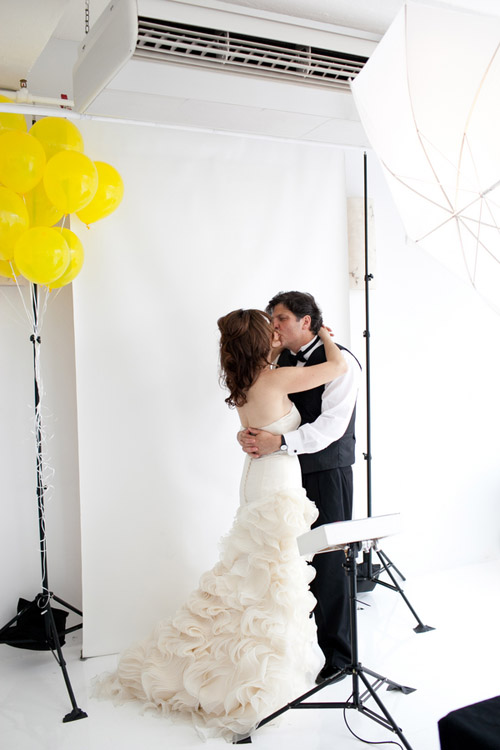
[237,328,347,458]
[272,326,346,395]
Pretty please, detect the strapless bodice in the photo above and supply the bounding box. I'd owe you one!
[252,403,301,435]
[239,403,303,502]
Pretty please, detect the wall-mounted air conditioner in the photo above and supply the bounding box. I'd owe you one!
[73,0,377,145]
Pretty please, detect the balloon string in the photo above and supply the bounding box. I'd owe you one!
[0,277,32,329]
[38,284,50,332]
[13,273,35,329]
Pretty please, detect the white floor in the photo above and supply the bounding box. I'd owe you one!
[2,558,500,750]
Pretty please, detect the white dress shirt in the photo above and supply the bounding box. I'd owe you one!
[283,338,360,456]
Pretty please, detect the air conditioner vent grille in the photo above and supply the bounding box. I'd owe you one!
[135,17,367,90]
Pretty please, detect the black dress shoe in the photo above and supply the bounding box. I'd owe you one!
[315,663,346,685]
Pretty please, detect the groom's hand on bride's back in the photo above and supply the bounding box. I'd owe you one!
[238,428,280,458]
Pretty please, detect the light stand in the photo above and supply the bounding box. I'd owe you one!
[0,283,87,723]
[235,518,416,748]
[355,152,434,634]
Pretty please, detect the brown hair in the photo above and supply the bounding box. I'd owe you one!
[218,309,273,407]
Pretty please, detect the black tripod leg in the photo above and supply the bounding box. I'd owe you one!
[232,671,350,743]
[377,549,406,581]
[52,595,83,618]
[361,665,416,695]
[50,596,83,635]
[375,550,435,633]
[44,604,87,722]
[357,669,414,750]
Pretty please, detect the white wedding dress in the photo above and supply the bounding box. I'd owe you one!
[95,404,321,741]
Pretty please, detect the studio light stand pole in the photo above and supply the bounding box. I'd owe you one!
[0,283,87,723]
[356,152,434,634]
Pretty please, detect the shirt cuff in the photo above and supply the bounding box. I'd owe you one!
[283,430,301,455]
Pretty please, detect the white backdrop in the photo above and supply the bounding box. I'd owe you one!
[71,122,350,657]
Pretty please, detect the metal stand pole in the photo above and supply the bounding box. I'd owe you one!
[355,153,434,633]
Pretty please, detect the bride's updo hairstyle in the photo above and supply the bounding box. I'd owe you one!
[218,309,273,407]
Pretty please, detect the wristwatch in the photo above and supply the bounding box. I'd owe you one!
[280,435,288,452]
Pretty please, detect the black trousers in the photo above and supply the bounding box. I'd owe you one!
[302,466,353,669]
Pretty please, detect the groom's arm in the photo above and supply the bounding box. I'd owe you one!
[238,350,359,458]
[285,351,359,455]
[238,428,280,457]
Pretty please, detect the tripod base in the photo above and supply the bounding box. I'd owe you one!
[414,623,434,634]
[0,593,87,723]
[234,663,415,748]
[63,708,88,723]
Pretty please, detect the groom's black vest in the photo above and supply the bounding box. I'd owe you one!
[278,344,358,475]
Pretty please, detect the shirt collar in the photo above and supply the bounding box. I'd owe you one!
[291,335,320,361]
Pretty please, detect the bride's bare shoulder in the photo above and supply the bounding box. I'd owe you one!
[252,367,282,389]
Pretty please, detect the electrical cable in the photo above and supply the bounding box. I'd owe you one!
[342,693,404,750]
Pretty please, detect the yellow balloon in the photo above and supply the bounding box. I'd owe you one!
[24,180,64,227]
[14,227,70,286]
[0,258,20,279]
[49,228,84,288]
[0,131,46,194]
[0,95,28,135]
[0,186,30,260]
[43,151,98,214]
[29,117,84,161]
[76,161,124,224]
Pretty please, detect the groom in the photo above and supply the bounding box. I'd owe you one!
[239,291,360,684]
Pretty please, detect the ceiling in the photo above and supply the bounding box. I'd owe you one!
[1,0,500,147]
[31,0,500,43]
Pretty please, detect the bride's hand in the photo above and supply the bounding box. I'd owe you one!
[270,330,284,359]
[318,325,334,341]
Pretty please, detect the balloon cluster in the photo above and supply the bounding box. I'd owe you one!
[0,96,124,288]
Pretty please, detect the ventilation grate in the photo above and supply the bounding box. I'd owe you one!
[134,17,367,91]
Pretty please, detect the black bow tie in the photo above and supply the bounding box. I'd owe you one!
[290,350,306,364]
[289,336,319,365]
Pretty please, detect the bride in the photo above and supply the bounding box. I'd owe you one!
[95,308,347,741]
